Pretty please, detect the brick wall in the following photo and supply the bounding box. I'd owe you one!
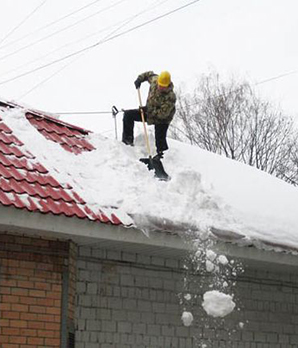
[75,246,298,348]
[0,233,77,348]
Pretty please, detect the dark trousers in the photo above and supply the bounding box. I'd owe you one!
[122,108,169,154]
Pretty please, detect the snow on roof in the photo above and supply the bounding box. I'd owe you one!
[166,141,298,252]
[1,102,298,253]
[0,103,126,225]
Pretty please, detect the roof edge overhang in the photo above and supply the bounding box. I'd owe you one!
[213,241,298,270]
[0,205,189,258]
[130,214,298,269]
[0,205,297,268]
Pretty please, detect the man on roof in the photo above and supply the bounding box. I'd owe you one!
[122,70,176,159]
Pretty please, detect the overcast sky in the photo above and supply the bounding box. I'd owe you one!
[1,0,298,136]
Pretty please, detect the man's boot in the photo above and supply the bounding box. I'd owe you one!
[122,135,134,146]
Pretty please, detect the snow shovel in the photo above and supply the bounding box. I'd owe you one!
[137,88,170,181]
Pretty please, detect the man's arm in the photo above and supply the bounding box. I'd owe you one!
[134,71,157,88]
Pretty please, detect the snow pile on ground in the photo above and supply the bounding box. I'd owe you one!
[202,290,235,318]
[2,107,298,250]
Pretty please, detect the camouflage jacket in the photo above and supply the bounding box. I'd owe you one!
[137,71,176,125]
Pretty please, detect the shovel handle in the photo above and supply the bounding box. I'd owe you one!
[137,88,151,157]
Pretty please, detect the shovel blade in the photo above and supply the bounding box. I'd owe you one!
[139,157,154,170]
[139,156,170,181]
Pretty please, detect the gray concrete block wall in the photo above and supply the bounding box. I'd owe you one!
[75,246,298,348]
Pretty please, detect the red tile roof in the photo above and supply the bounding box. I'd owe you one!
[26,112,95,154]
[0,101,123,226]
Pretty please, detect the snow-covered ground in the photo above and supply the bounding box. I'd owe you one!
[2,107,298,251]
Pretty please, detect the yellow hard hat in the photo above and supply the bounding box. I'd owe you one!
[157,71,171,87]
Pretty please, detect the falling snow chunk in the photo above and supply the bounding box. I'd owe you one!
[206,249,217,261]
[202,290,235,318]
[239,322,244,329]
[181,311,193,326]
[218,255,229,265]
[205,260,215,272]
[184,293,192,301]
[195,249,202,258]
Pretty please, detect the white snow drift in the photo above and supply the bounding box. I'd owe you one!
[2,107,298,252]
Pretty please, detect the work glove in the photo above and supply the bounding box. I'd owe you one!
[134,78,141,89]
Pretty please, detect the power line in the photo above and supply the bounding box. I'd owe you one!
[1,0,170,80]
[0,17,127,79]
[18,59,76,100]
[57,111,112,115]
[0,0,47,46]
[18,0,170,99]
[0,0,127,63]
[185,70,298,108]
[0,0,104,50]
[53,68,298,116]
[255,70,298,86]
[0,0,201,86]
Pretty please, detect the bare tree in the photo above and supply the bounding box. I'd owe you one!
[170,72,298,185]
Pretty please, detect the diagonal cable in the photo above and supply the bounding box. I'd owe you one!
[0,19,126,79]
[1,0,169,79]
[0,0,126,62]
[18,0,169,100]
[186,70,298,109]
[0,0,104,50]
[255,70,298,86]
[0,0,48,46]
[0,0,201,86]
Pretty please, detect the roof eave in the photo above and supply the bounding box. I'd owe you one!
[1,205,297,268]
[213,240,298,270]
[0,205,190,259]
[131,213,298,268]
